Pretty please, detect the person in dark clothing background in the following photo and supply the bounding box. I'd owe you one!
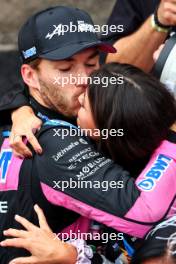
[105,0,176,72]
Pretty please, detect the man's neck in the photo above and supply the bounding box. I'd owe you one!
[29,97,77,126]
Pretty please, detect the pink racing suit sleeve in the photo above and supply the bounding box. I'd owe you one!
[126,140,176,223]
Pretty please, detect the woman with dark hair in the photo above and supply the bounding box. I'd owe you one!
[78,62,176,175]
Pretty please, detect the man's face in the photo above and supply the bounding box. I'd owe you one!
[35,48,99,117]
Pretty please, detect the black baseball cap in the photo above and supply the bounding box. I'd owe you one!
[18,6,116,63]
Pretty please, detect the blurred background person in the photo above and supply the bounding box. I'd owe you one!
[104,0,176,72]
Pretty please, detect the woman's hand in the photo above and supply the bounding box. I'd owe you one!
[0,205,77,264]
[10,106,43,158]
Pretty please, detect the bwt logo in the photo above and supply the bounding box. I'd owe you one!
[137,154,172,191]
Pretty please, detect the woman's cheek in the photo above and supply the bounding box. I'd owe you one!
[77,117,80,127]
[77,109,86,128]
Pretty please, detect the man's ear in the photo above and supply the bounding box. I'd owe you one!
[21,64,40,91]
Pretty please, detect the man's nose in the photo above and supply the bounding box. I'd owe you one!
[75,67,89,88]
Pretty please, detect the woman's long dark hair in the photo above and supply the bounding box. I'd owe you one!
[88,63,176,172]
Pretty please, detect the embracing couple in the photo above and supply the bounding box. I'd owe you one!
[1,5,176,264]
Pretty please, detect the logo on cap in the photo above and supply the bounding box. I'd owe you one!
[45,21,95,40]
[22,46,37,59]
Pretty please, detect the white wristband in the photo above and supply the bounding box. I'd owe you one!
[67,239,93,264]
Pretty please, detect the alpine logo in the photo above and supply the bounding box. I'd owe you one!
[137,154,172,191]
[45,21,95,39]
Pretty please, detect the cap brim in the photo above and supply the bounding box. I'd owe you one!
[39,41,116,61]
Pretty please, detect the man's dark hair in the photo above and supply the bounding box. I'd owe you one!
[88,63,176,172]
[27,58,41,69]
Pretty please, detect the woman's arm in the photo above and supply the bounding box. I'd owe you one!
[33,128,176,238]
